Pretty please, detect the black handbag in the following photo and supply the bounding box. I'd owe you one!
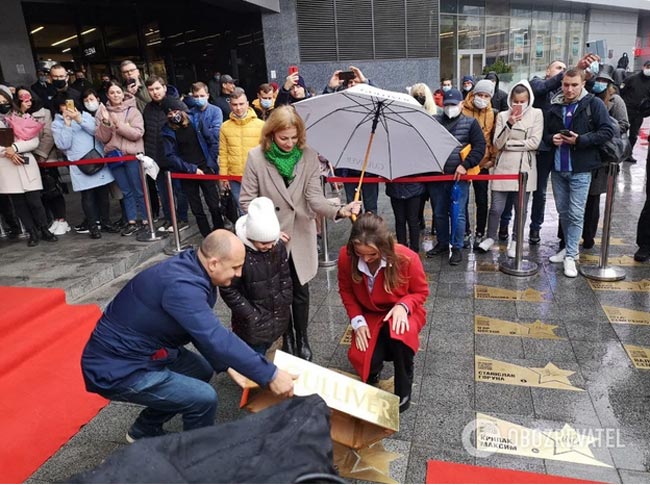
[220,188,239,224]
[78,137,106,175]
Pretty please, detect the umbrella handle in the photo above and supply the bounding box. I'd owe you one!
[351,131,376,222]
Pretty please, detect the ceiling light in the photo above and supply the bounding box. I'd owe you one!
[30,26,44,35]
[51,28,96,47]
[62,48,71,53]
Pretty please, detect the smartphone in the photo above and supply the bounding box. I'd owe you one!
[338,71,355,82]
[511,104,522,117]
[288,65,299,76]
[559,129,572,136]
[65,99,75,111]
[127,78,137,86]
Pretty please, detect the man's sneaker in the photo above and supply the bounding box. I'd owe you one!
[463,233,471,249]
[399,394,411,413]
[507,241,517,259]
[121,222,139,236]
[52,220,70,236]
[549,248,566,263]
[625,157,637,164]
[75,221,90,234]
[126,427,167,444]
[48,220,60,233]
[529,229,540,245]
[177,220,190,231]
[634,246,650,262]
[426,242,448,257]
[89,225,102,239]
[101,223,120,233]
[449,248,462,265]
[563,256,578,277]
[477,237,494,253]
[498,227,509,241]
[582,237,595,250]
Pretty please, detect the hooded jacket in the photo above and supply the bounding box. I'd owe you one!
[143,86,180,168]
[543,89,616,173]
[621,70,650,113]
[492,80,543,192]
[462,90,496,167]
[95,94,144,155]
[486,72,509,112]
[218,108,264,177]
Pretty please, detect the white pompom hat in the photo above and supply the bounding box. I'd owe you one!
[235,196,280,249]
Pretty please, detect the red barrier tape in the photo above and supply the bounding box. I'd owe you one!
[38,155,137,169]
[168,173,519,183]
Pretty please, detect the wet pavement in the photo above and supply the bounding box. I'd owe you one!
[10,139,650,483]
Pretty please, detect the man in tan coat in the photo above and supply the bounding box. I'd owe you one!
[219,88,264,215]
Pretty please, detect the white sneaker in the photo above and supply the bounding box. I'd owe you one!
[477,237,495,253]
[549,248,566,263]
[563,256,578,277]
[52,221,69,235]
[507,241,517,258]
[59,220,71,233]
[48,221,60,233]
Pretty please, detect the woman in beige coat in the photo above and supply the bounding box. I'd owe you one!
[0,88,57,246]
[478,80,543,257]
[240,106,360,361]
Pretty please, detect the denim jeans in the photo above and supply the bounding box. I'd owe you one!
[156,174,189,222]
[230,180,242,216]
[487,191,530,241]
[111,161,146,222]
[103,348,217,437]
[428,181,469,249]
[529,150,554,231]
[551,171,592,259]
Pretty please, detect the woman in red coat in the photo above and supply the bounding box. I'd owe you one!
[338,213,429,412]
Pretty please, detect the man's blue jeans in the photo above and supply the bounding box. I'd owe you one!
[230,180,242,216]
[103,348,217,437]
[428,180,469,249]
[551,171,592,259]
[157,174,189,222]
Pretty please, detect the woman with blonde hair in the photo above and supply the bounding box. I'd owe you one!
[409,83,437,115]
[240,105,361,361]
[338,212,429,412]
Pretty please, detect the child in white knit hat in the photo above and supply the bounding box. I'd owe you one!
[219,197,293,355]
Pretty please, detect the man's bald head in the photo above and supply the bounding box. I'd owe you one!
[199,230,246,287]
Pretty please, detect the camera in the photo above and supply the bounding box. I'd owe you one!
[338,70,355,87]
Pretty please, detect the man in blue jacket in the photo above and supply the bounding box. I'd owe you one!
[81,230,296,442]
[543,68,615,277]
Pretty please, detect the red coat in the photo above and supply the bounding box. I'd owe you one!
[337,244,429,382]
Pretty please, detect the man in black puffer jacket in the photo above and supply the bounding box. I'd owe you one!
[143,76,188,231]
[485,71,509,112]
[426,88,486,266]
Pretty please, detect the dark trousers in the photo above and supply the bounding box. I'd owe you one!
[466,176,488,236]
[0,194,19,230]
[147,175,160,218]
[181,179,223,237]
[11,190,48,231]
[582,194,601,244]
[627,111,644,158]
[390,196,422,252]
[80,185,111,225]
[370,323,414,401]
[342,183,378,214]
[529,150,554,231]
[289,256,310,339]
[637,159,650,248]
[43,193,66,221]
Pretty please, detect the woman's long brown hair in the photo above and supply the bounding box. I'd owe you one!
[346,213,407,293]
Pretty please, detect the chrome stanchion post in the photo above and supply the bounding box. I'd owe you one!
[164,171,191,255]
[319,178,338,268]
[18,218,29,239]
[0,215,7,239]
[500,171,538,276]
[579,163,625,281]
[136,157,168,242]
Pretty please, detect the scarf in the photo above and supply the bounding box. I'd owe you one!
[265,141,303,181]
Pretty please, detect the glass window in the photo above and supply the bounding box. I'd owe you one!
[440,15,457,84]
[485,16,510,78]
[551,20,568,66]
[441,0,457,14]
[510,3,531,18]
[460,0,485,16]
[458,15,484,50]
[568,22,584,67]
[531,18,552,78]
[486,0,509,17]
[509,17,530,84]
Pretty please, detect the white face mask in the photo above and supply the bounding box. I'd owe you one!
[84,101,99,113]
[644,69,650,77]
[444,105,462,118]
[473,97,489,110]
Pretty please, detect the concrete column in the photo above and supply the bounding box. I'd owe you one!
[0,0,35,86]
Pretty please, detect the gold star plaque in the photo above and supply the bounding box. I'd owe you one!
[602,305,650,325]
[474,315,563,339]
[588,279,650,292]
[579,254,641,266]
[333,441,401,484]
[623,345,650,369]
[474,285,548,302]
[475,413,612,467]
[475,356,583,391]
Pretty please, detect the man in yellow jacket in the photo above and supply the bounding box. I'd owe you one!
[219,87,265,214]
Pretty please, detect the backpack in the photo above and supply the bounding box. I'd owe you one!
[585,101,631,164]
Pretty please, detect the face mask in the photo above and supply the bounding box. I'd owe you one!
[0,103,11,114]
[194,98,208,108]
[170,113,183,124]
[589,61,600,76]
[644,69,650,77]
[260,99,273,109]
[592,81,608,94]
[413,94,426,106]
[84,101,99,112]
[444,105,461,118]
[39,75,48,84]
[463,85,472,92]
[442,86,451,93]
[473,97,489,110]
[52,79,67,89]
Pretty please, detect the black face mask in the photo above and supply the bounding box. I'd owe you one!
[170,113,183,125]
[0,104,12,114]
[52,79,67,89]
[413,94,426,106]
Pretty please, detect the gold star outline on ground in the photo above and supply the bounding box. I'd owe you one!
[542,423,598,458]
[530,362,575,385]
[526,320,560,338]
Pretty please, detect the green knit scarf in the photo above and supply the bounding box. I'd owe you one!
[265,141,303,181]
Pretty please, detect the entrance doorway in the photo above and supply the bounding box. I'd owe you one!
[458,50,485,88]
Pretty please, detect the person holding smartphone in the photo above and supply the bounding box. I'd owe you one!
[275,66,311,106]
[323,65,371,94]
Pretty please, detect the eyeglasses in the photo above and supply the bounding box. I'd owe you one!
[122,67,137,75]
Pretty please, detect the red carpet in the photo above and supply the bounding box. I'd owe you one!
[0,286,108,483]
[426,460,601,484]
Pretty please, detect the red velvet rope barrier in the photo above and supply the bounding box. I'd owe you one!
[169,173,520,183]
[37,155,138,169]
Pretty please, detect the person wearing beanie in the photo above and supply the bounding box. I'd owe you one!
[485,72,509,112]
[276,70,311,106]
[220,197,293,355]
[461,78,497,249]
[462,75,475,98]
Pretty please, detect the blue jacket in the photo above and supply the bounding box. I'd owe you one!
[433,114,486,174]
[81,249,277,394]
[543,91,616,173]
[161,101,222,174]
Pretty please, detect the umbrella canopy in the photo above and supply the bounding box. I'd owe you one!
[293,84,460,180]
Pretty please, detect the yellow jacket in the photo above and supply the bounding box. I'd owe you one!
[218,108,265,176]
